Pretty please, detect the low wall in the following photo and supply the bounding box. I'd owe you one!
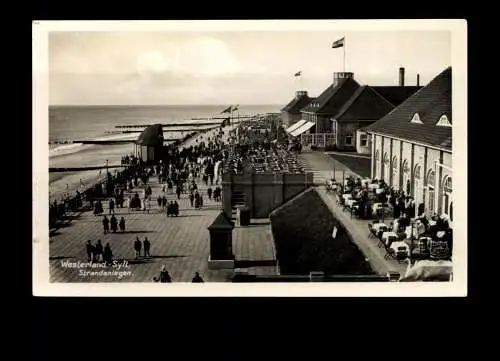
[221,172,313,219]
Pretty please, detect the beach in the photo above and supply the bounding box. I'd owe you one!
[49,104,280,201]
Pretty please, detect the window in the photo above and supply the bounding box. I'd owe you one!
[360,133,368,147]
[375,150,381,179]
[436,115,452,127]
[413,164,422,204]
[383,152,390,181]
[414,165,421,180]
[345,129,354,145]
[383,152,389,164]
[391,156,398,187]
[442,176,452,217]
[411,113,423,124]
[427,170,436,215]
[426,170,435,187]
[402,160,410,194]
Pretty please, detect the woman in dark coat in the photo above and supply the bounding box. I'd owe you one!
[110,215,118,233]
[103,216,109,233]
[103,243,113,265]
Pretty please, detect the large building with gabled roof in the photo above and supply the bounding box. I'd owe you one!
[364,66,452,222]
[288,69,421,151]
[280,90,314,128]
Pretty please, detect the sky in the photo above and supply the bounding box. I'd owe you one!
[48,29,451,105]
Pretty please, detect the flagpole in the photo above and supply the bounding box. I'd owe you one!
[343,38,346,72]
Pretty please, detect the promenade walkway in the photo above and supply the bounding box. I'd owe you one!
[297,151,362,185]
[49,124,276,283]
[298,150,408,277]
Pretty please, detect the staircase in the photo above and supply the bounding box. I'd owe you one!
[231,189,246,209]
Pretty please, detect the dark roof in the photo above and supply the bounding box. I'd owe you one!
[371,86,423,106]
[281,94,314,113]
[136,124,164,146]
[208,211,234,230]
[300,77,360,114]
[334,86,395,122]
[365,67,452,150]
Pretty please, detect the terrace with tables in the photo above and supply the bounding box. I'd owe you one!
[325,175,453,270]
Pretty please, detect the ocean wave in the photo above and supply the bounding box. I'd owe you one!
[49,143,89,157]
[92,133,139,141]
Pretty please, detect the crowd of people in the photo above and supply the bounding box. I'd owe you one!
[62,124,240,283]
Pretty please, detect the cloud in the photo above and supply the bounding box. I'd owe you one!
[135,36,241,78]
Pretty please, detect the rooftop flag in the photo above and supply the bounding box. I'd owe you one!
[231,105,239,112]
[332,37,345,48]
[221,106,232,114]
[294,71,302,77]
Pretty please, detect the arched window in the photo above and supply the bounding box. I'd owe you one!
[375,150,381,179]
[442,176,452,218]
[427,170,436,214]
[413,164,422,206]
[383,152,389,164]
[391,156,398,188]
[383,152,390,182]
[414,165,421,180]
[426,170,435,187]
[402,159,410,194]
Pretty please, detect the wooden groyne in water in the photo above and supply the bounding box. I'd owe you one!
[115,123,222,129]
[114,118,251,129]
[49,165,125,172]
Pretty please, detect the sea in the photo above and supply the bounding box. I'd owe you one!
[48,104,280,201]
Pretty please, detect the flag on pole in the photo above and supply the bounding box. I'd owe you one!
[231,105,239,112]
[221,106,232,114]
[294,71,301,77]
[331,37,345,48]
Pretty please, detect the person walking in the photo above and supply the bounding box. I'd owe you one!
[86,240,93,262]
[143,237,151,258]
[134,237,142,259]
[103,242,113,265]
[110,215,118,233]
[109,198,115,215]
[103,216,109,233]
[94,239,103,262]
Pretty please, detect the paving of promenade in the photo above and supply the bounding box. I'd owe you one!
[298,151,408,277]
[49,124,277,283]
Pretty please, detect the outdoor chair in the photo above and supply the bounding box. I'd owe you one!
[368,223,375,238]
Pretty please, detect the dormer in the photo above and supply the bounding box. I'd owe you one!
[410,113,423,124]
[436,114,451,127]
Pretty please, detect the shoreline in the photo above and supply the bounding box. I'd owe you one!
[48,124,238,203]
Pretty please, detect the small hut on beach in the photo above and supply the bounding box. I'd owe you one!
[136,124,164,163]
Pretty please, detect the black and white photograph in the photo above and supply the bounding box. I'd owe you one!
[33,20,467,296]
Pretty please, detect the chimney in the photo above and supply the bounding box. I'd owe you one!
[333,72,354,86]
[417,73,420,87]
[399,67,405,86]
